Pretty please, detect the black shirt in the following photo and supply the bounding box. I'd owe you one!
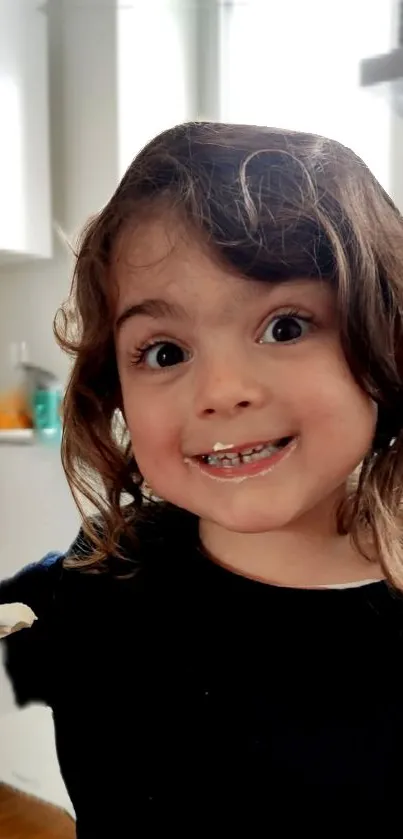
[1,517,403,835]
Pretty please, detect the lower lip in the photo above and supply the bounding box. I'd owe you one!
[192,438,297,481]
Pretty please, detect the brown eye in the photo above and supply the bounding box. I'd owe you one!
[144,342,189,368]
[260,315,312,344]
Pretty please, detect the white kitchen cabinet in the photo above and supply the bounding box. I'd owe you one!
[0,0,52,260]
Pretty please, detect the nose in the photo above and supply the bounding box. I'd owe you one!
[194,353,268,419]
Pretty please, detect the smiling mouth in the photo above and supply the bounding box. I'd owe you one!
[193,436,295,468]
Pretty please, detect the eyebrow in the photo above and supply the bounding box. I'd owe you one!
[115,298,187,332]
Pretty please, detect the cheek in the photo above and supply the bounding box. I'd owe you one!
[295,353,377,461]
[121,384,182,464]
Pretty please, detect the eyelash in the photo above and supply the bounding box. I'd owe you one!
[128,308,316,368]
[267,308,315,338]
[129,339,181,367]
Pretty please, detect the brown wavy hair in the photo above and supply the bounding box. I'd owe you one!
[55,121,403,586]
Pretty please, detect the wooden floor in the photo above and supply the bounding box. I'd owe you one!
[0,783,75,838]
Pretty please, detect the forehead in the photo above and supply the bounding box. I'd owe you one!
[112,215,333,323]
[114,217,261,315]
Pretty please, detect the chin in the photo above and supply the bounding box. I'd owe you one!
[207,507,295,534]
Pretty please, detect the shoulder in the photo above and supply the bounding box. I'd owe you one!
[65,504,199,576]
[0,551,64,616]
[0,552,65,707]
[0,509,197,708]
[1,505,198,622]
[0,523,110,629]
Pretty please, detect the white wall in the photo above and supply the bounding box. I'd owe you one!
[117,0,198,173]
[220,0,395,194]
[390,112,403,212]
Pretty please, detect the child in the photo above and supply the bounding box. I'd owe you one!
[1,121,403,833]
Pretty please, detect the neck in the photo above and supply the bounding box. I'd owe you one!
[199,492,384,588]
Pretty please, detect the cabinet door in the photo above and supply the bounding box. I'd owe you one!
[0,0,51,260]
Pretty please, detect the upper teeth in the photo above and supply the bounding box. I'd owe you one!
[213,443,265,459]
[201,440,287,466]
[240,444,265,455]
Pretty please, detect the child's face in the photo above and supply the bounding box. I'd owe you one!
[114,217,377,534]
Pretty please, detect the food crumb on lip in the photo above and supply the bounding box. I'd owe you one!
[212,442,235,452]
